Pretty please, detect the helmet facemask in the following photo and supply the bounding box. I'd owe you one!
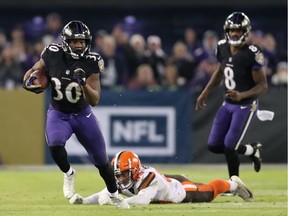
[224,12,251,46]
[62,20,92,59]
[112,151,141,190]
[114,169,134,190]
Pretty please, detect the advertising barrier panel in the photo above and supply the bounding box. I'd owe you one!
[64,90,193,163]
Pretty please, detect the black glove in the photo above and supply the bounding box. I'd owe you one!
[22,76,44,94]
[73,68,86,86]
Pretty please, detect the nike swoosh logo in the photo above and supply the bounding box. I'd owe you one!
[86,113,92,118]
[240,106,247,109]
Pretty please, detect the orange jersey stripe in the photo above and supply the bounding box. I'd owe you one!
[182,181,198,191]
[138,172,156,191]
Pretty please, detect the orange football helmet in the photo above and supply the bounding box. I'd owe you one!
[112,151,141,190]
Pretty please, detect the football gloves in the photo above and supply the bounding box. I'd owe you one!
[22,76,44,94]
[73,68,86,86]
[98,193,113,205]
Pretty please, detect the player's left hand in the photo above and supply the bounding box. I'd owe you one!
[22,76,44,94]
[73,68,86,86]
[226,90,243,101]
[98,193,113,205]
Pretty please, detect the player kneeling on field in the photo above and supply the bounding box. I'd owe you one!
[70,150,253,205]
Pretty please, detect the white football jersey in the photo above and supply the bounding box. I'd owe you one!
[120,166,186,204]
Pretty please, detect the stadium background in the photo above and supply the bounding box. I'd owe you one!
[0,0,286,165]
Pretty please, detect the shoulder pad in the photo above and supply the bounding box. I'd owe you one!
[85,52,105,72]
[248,44,260,53]
[255,51,265,65]
[248,45,265,65]
[89,51,100,56]
[218,39,227,45]
[41,43,63,56]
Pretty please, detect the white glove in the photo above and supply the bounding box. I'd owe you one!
[98,193,113,205]
[69,194,83,204]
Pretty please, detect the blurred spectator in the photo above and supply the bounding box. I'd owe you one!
[129,34,146,77]
[202,30,218,57]
[262,33,279,83]
[130,34,146,54]
[0,46,23,89]
[25,16,46,42]
[91,30,108,53]
[10,25,28,71]
[248,30,264,47]
[194,30,219,64]
[189,57,218,94]
[128,64,159,90]
[167,41,196,86]
[24,40,45,70]
[271,61,287,87]
[162,64,182,90]
[184,27,201,54]
[0,29,9,52]
[99,35,127,88]
[112,24,136,84]
[42,12,62,45]
[143,35,167,84]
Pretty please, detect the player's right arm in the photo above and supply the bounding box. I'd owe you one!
[23,58,47,93]
[195,63,223,110]
[125,183,158,205]
[23,58,46,81]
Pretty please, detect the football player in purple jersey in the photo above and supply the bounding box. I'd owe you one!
[23,20,129,208]
[195,12,268,178]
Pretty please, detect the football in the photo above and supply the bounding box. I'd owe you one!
[31,70,49,89]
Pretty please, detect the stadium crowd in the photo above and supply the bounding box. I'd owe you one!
[0,12,286,92]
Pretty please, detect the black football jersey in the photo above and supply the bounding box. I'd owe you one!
[41,43,105,113]
[216,40,265,104]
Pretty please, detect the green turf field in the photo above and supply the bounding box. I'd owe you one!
[0,164,286,216]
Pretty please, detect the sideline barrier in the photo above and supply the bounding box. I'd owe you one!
[61,90,194,163]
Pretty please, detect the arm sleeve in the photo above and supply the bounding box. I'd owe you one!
[83,188,109,204]
[125,183,158,205]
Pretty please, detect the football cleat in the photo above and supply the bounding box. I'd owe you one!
[70,194,83,204]
[110,194,130,209]
[230,175,253,202]
[249,142,262,172]
[63,170,76,199]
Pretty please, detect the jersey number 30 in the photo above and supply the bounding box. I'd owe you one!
[51,77,82,103]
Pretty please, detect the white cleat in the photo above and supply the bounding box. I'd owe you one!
[70,194,83,204]
[110,194,130,209]
[230,175,254,202]
[63,170,76,199]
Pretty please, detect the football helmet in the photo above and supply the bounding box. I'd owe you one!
[112,151,141,190]
[62,20,92,59]
[223,12,251,46]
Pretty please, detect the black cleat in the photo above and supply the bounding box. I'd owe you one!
[249,142,262,172]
